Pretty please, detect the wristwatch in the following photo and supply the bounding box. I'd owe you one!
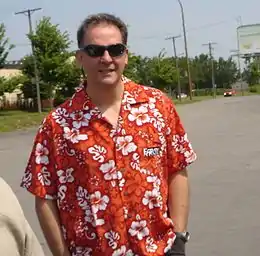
[175,232,190,243]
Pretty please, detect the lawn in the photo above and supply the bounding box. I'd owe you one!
[173,95,221,105]
[0,110,46,132]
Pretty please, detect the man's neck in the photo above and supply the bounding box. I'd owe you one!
[86,80,124,107]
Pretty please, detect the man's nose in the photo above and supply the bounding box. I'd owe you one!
[100,50,113,63]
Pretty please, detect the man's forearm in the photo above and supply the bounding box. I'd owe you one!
[35,198,71,256]
[168,168,190,232]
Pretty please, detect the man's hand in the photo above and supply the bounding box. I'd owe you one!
[165,237,185,256]
[35,198,71,256]
[168,168,190,232]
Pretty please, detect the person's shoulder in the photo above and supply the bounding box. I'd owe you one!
[42,84,85,127]
[0,177,12,194]
[128,80,173,106]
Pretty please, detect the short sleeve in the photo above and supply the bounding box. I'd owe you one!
[164,98,197,175]
[21,116,58,199]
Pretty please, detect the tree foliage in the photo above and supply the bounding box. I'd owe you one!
[21,17,80,101]
[125,51,238,94]
[0,23,14,68]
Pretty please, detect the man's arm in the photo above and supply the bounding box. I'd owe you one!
[35,198,71,256]
[168,168,190,232]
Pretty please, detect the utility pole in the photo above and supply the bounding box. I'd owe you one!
[230,50,244,96]
[203,42,217,99]
[15,8,42,113]
[166,35,182,101]
[177,0,193,100]
[236,16,244,96]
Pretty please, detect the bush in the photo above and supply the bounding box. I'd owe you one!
[249,86,257,93]
[249,85,260,93]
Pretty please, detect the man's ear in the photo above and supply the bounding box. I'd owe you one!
[125,48,129,66]
[75,50,82,68]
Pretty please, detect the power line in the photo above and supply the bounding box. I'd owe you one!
[13,18,234,47]
[15,8,42,113]
[166,35,182,101]
[202,42,217,98]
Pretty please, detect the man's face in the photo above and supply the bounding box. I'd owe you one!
[76,23,128,88]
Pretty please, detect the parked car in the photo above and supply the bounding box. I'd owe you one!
[224,89,236,97]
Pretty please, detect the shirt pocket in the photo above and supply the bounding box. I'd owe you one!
[138,140,166,174]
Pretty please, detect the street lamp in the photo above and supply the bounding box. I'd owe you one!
[177,0,193,100]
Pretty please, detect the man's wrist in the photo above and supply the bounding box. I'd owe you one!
[175,231,190,243]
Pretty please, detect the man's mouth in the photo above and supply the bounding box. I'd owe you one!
[98,69,115,73]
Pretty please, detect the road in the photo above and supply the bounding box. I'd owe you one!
[0,95,260,256]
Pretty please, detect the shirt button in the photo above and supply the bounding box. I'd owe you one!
[124,191,128,196]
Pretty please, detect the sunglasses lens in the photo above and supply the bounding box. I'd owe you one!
[108,44,126,57]
[83,44,126,57]
[85,45,105,57]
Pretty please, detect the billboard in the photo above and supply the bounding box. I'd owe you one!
[237,24,260,56]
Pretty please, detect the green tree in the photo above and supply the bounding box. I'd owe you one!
[0,77,6,96]
[243,58,260,85]
[21,17,74,102]
[0,23,14,68]
[54,57,83,106]
[215,57,238,88]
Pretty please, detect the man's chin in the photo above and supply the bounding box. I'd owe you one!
[98,76,121,87]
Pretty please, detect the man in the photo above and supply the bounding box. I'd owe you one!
[21,13,197,256]
[0,177,45,256]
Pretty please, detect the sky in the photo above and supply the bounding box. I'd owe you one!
[1,0,260,61]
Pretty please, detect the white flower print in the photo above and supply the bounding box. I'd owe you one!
[35,142,49,165]
[92,213,105,227]
[147,175,161,191]
[130,153,140,170]
[70,111,91,129]
[21,169,32,189]
[118,178,125,190]
[146,237,158,253]
[164,235,175,253]
[116,136,137,156]
[76,186,89,210]
[104,230,120,249]
[37,167,51,186]
[172,134,185,153]
[112,245,134,256]
[57,185,67,206]
[148,97,156,109]
[88,145,107,163]
[85,209,94,224]
[142,189,163,209]
[63,127,88,144]
[52,107,69,126]
[184,149,197,164]
[57,168,74,184]
[128,220,149,240]
[128,106,150,126]
[72,247,92,256]
[122,91,136,106]
[100,160,122,181]
[90,191,109,214]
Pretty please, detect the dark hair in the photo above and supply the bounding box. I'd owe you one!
[77,13,128,48]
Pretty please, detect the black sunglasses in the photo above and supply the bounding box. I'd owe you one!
[80,43,126,57]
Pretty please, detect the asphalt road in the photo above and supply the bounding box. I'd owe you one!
[0,95,259,256]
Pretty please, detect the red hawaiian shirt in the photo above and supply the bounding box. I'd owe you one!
[21,76,197,256]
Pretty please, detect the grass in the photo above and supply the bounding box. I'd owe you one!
[0,110,46,132]
[173,95,221,105]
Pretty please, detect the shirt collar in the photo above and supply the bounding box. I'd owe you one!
[68,76,150,113]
